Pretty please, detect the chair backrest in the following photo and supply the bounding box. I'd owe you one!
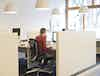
[28,38,39,59]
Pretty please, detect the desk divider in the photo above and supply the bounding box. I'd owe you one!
[0,32,18,76]
[56,32,96,76]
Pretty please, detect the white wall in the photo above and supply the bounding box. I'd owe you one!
[0,0,65,32]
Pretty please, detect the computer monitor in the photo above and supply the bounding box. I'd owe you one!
[12,28,20,36]
[46,32,52,42]
[46,32,56,42]
[52,32,56,42]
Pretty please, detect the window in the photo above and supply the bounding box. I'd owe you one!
[68,10,82,31]
[69,0,92,7]
[94,0,100,5]
[67,0,100,38]
[85,8,100,29]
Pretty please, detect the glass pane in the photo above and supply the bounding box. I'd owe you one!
[68,10,82,31]
[69,0,92,7]
[50,15,65,32]
[94,0,100,5]
[85,9,95,28]
[68,8,100,39]
[96,8,100,28]
[69,0,80,7]
[86,8,100,28]
[85,8,100,39]
[84,0,92,5]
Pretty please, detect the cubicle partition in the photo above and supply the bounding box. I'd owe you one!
[0,32,18,76]
[56,32,96,76]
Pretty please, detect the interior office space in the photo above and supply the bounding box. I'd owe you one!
[0,0,100,76]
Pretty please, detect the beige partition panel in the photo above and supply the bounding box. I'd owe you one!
[57,32,96,76]
[0,32,18,76]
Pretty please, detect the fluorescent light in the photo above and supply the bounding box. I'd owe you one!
[1,11,16,15]
[36,8,49,10]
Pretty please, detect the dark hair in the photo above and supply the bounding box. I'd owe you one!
[40,28,46,34]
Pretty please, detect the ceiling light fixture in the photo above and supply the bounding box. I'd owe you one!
[35,0,48,10]
[1,0,16,14]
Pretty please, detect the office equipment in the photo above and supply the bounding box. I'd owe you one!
[12,28,20,36]
[52,32,56,42]
[46,32,52,42]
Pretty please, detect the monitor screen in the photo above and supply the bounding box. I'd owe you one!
[12,28,20,36]
[52,32,56,42]
[46,32,56,42]
[46,32,52,42]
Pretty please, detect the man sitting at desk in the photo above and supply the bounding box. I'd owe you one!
[35,28,56,76]
[35,28,55,55]
[35,28,50,54]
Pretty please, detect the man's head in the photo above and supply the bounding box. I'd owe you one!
[40,28,46,35]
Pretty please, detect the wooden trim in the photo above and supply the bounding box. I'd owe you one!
[89,5,100,8]
[65,0,69,30]
[56,32,59,76]
[68,6,80,10]
[68,5,100,10]
[66,0,100,31]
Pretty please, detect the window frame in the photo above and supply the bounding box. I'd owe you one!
[66,0,100,30]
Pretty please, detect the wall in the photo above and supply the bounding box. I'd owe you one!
[0,0,65,33]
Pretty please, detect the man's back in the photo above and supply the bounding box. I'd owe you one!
[36,35,47,52]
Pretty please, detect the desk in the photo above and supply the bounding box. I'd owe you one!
[46,42,56,50]
[18,41,56,68]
